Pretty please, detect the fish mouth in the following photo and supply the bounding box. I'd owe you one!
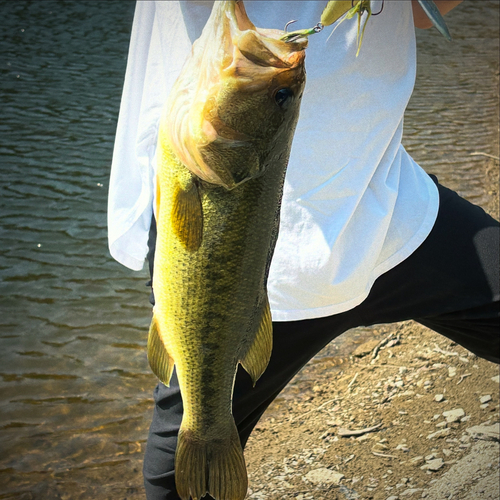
[162,0,307,188]
[226,1,308,84]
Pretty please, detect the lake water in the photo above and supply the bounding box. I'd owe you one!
[0,1,498,499]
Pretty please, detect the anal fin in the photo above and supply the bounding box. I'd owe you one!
[240,296,273,386]
[147,315,174,386]
[171,177,203,252]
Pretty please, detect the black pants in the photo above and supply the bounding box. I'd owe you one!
[143,177,499,499]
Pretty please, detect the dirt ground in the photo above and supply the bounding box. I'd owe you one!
[242,151,500,500]
[244,320,499,500]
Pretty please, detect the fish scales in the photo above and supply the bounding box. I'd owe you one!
[155,143,279,425]
[147,2,308,499]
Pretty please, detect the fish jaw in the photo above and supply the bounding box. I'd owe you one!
[160,0,307,190]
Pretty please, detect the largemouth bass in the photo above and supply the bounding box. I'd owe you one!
[148,2,307,499]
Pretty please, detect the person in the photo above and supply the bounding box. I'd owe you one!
[108,1,499,498]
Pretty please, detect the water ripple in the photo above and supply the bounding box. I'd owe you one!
[0,1,497,499]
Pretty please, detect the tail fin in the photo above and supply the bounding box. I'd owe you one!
[175,423,248,500]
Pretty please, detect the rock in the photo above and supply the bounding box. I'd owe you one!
[448,367,457,377]
[395,444,410,452]
[466,423,500,442]
[304,468,344,485]
[434,394,445,402]
[410,456,424,465]
[419,441,499,499]
[400,488,422,497]
[491,375,499,383]
[479,395,492,404]
[442,408,465,423]
[352,339,380,357]
[427,428,452,440]
[421,458,444,471]
[338,485,361,500]
[386,496,399,500]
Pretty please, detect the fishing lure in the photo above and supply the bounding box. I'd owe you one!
[279,21,324,43]
[319,0,451,56]
[320,0,361,27]
[321,0,377,56]
[282,0,451,54]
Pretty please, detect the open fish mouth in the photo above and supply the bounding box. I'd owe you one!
[161,0,308,188]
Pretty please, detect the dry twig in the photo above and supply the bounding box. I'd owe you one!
[338,422,382,437]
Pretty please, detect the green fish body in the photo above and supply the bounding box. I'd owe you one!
[148,2,308,499]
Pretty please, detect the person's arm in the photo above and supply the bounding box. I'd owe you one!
[411,0,463,29]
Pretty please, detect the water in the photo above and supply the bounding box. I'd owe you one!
[0,1,498,499]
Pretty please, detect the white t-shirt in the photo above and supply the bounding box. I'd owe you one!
[108,0,439,321]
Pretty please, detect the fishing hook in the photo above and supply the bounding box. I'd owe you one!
[349,0,383,17]
[281,22,324,43]
[284,20,297,33]
[371,0,384,16]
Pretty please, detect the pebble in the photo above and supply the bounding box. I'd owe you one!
[395,444,410,452]
[442,408,465,423]
[427,428,451,440]
[479,395,492,404]
[401,488,422,497]
[304,468,344,485]
[420,458,444,471]
[448,367,457,377]
[491,375,500,383]
[386,496,399,500]
[434,394,445,402]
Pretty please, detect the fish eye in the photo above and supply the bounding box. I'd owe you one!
[274,88,294,108]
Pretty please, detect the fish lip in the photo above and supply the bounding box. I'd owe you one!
[230,1,308,68]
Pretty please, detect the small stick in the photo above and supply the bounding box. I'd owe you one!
[288,398,337,424]
[338,422,382,437]
[457,373,471,385]
[470,152,500,161]
[371,333,395,359]
[347,372,359,391]
[433,344,458,356]
[371,451,397,459]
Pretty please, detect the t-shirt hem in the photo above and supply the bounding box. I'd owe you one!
[109,245,145,272]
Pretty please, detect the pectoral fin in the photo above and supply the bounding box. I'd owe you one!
[171,177,203,252]
[240,297,273,386]
[147,315,174,386]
